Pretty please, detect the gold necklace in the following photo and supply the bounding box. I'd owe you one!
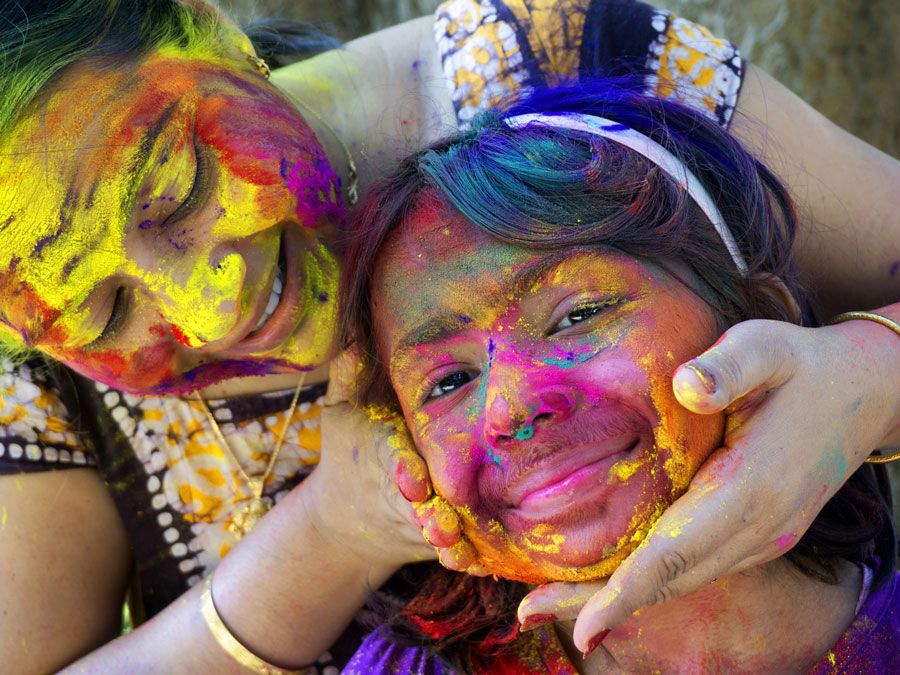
[195,374,307,538]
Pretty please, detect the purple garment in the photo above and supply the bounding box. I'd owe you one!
[808,571,900,675]
[342,627,458,675]
[347,573,900,674]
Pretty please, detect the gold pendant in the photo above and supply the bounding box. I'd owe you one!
[229,477,269,539]
[229,497,269,538]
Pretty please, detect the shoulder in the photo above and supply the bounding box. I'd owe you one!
[433,0,743,129]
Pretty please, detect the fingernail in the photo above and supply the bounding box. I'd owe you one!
[582,629,611,660]
[685,362,717,395]
[519,613,557,632]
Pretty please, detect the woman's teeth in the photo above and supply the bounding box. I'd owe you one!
[254,260,285,332]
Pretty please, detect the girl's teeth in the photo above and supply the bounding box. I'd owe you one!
[254,262,285,332]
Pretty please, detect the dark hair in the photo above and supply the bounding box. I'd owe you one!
[340,80,895,666]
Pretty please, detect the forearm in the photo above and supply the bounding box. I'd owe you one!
[271,17,455,193]
[64,479,397,672]
[732,64,900,315]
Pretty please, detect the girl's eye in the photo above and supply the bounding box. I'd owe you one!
[427,371,477,400]
[553,303,604,332]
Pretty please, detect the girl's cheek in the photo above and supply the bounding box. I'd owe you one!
[419,426,483,505]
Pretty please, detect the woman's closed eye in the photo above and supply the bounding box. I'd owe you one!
[161,136,210,226]
[92,286,129,346]
[427,370,478,400]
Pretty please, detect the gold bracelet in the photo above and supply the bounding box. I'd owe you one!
[828,311,900,464]
[200,576,305,674]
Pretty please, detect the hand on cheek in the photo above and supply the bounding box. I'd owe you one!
[381,414,486,572]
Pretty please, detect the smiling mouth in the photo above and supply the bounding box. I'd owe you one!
[513,435,642,512]
[253,248,286,334]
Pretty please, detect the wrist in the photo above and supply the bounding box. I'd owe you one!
[294,469,402,582]
[829,303,900,447]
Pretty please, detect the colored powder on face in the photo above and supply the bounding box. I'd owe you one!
[522,525,566,554]
[484,448,503,467]
[469,336,496,421]
[514,424,535,441]
[609,456,643,482]
[889,261,899,277]
[541,352,594,368]
[1,505,6,528]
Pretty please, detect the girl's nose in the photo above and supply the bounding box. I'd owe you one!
[484,381,576,446]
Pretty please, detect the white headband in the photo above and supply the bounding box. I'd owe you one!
[504,112,749,276]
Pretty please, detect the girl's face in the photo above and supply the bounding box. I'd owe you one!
[372,196,725,583]
[0,50,342,394]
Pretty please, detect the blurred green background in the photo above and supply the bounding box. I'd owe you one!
[218,0,899,157]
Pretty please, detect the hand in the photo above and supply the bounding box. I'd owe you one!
[370,405,485,573]
[301,399,438,569]
[518,316,900,653]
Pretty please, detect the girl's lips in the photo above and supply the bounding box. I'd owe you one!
[222,232,302,356]
[509,435,643,519]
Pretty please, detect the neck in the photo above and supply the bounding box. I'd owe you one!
[557,559,860,674]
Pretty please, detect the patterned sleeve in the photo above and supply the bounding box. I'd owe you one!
[434,0,744,129]
[0,358,96,475]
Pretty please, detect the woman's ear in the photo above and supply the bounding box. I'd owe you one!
[751,273,802,324]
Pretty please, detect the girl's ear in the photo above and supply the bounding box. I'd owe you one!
[751,273,802,324]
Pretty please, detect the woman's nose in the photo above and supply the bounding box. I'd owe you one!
[484,381,576,446]
[140,248,247,348]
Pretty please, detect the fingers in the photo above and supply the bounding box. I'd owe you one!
[379,418,432,502]
[392,444,431,502]
[673,320,797,414]
[414,497,461,548]
[436,538,479,571]
[518,581,606,629]
[571,492,750,653]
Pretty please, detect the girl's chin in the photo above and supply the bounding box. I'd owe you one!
[466,523,638,584]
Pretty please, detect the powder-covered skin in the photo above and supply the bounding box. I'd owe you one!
[372,196,725,583]
[0,49,342,394]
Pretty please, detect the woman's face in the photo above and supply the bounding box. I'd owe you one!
[0,50,342,394]
[372,196,725,583]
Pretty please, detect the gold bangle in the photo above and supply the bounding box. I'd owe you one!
[200,576,305,674]
[828,311,900,464]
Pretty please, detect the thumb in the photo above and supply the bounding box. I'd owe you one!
[672,320,797,414]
